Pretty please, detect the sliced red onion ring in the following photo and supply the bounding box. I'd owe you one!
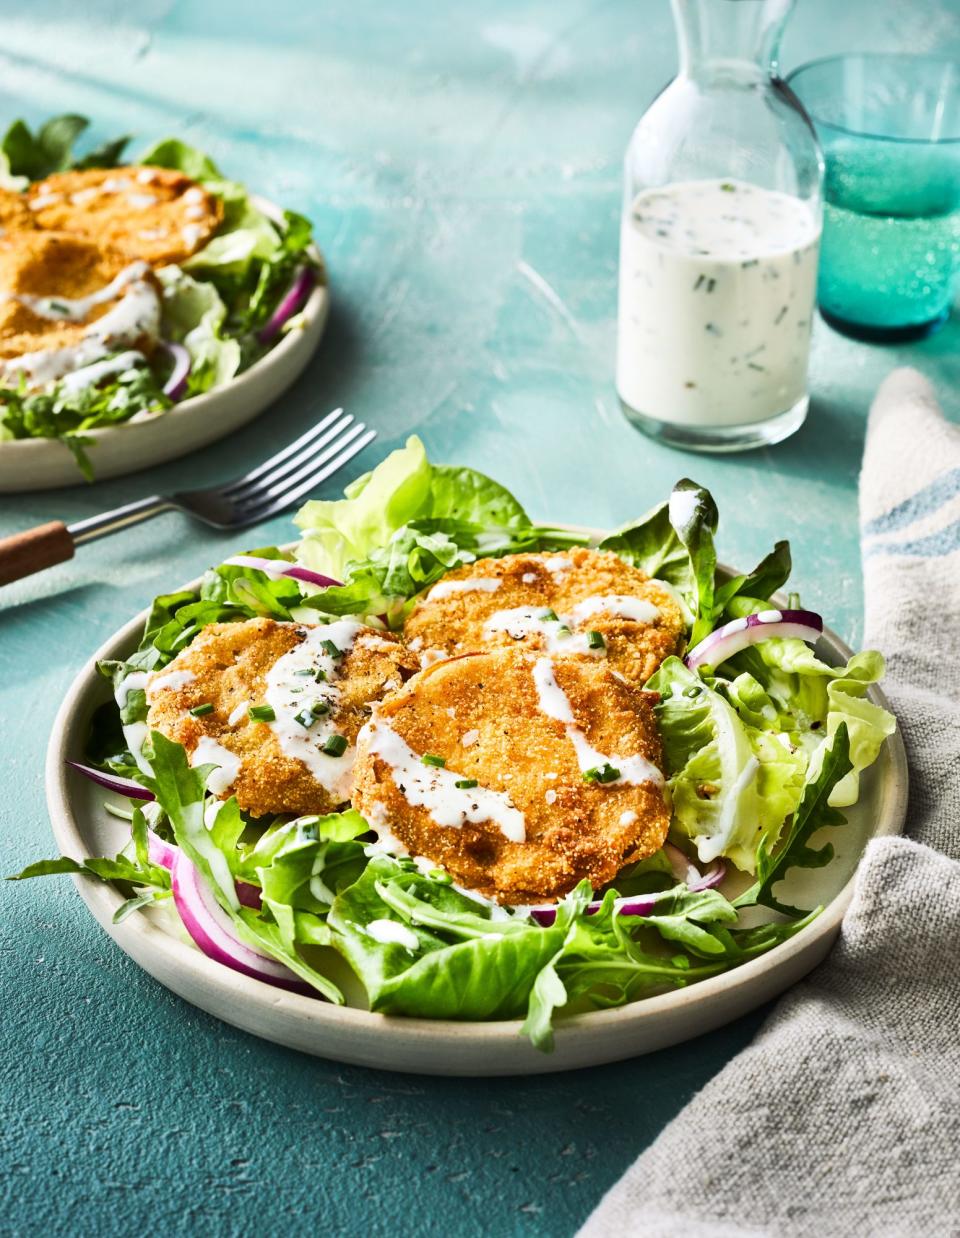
[158,341,191,401]
[527,848,726,926]
[222,554,342,590]
[685,608,823,671]
[147,828,179,870]
[257,265,316,345]
[68,760,154,801]
[170,850,306,992]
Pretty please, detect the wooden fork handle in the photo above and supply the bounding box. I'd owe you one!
[0,521,75,586]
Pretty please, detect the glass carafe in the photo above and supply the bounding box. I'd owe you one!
[617,0,823,452]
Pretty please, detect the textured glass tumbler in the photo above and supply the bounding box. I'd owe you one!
[789,54,960,342]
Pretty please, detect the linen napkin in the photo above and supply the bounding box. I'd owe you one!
[579,368,960,1238]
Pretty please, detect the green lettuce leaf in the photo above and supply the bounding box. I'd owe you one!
[723,643,895,806]
[1,113,131,181]
[735,723,853,916]
[155,265,241,394]
[647,656,806,872]
[293,435,584,623]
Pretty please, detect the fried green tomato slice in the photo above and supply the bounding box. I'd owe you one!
[145,617,416,817]
[352,646,669,904]
[403,546,684,684]
[27,166,223,265]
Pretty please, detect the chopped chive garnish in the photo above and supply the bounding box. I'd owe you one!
[587,630,605,650]
[557,624,571,636]
[310,700,330,717]
[541,608,559,622]
[583,763,621,784]
[455,778,478,789]
[321,640,342,658]
[323,733,348,757]
[249,704,276,722]
[293,668,314,677]
[314,668,327,683]
[189,702,214,717]
[293,709,315,728]
[422,753,446,768]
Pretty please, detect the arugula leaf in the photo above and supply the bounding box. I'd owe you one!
[735,723,853,916]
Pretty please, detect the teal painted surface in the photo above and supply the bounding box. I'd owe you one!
[1,3,957,1233]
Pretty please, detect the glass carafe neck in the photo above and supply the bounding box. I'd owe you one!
[672,0,793,80]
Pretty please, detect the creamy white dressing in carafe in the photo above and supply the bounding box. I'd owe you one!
[617,179,820,428]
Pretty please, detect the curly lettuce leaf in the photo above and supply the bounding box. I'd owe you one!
[735,724,853,916]
[723,643,895,807]
[292,435,583,622]
[648,656,806,872]
[155,266,241,394]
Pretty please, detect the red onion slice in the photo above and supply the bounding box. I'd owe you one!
[68,760,154,801]
[158,341,191,401]
[222,554,342,590]
[257,265,316,344]
[147,829,178,870]
[685,608,823,671]
[170,850,306,992]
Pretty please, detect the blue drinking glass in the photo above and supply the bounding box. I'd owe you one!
[788,54,960,342]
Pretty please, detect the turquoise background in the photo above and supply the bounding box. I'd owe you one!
[1,3,958,1234]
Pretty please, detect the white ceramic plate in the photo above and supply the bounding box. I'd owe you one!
[44,545,907,1075]
[0,197,329,492]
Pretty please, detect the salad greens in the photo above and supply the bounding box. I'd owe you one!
[12,444,895,1050]
[0,113,321,476]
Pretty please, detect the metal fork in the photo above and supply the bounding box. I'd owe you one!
[0,409,376,586]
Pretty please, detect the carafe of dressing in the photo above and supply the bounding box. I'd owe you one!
[617,0,823,452]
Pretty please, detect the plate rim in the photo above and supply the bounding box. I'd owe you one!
[43,536,909,1066]
[0,194,329,482]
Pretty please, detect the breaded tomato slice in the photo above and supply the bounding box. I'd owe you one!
[0,232,161,381]
[352,646,669,904]
[27,166,222,265]
[0,189,36,235]
[145,617,416,817]
[403,546,684,684]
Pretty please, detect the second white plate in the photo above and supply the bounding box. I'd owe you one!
[0,196,329,492]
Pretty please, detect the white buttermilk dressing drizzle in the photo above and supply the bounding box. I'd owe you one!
[263,620,363,800]
[190,737,242,796]
[114,671,152,775]
[532,657,663,787]
[426,578,502,602]
[8,260,152,323]
[1,263,160,390]
[363,802,412,858]
[483,606,595,655]
[568,594,661,625]
[361,719,526,843]
[618,179,820,428]
[544,557,573,573]
[147,668,196,696]
[227,700,250,727]
[704,754,759,861]
[366,919,420,951]
[59,350,145,394]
